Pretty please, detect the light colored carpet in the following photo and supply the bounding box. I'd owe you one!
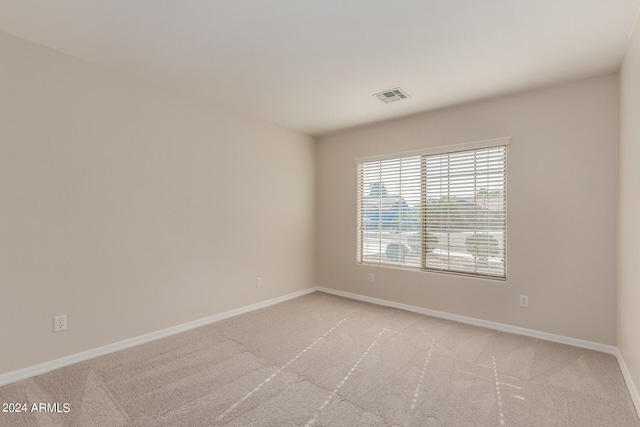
[1,292,638,426]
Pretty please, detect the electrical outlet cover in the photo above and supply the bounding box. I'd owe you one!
[54,315,67,332]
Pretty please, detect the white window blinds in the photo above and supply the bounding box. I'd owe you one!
[357,143,507,279]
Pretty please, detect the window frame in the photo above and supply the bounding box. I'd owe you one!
[356,137,509,280]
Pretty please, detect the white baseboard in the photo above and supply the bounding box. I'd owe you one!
[316,287,617,355]
[0,287,317,387]
[4,285,637,420]
[616,349,640,416]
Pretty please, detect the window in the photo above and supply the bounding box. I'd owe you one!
[357,138,507,279]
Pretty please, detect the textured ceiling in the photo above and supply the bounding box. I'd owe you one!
[1,0,639,136]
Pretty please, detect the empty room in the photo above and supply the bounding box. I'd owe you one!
[1,1,640,426]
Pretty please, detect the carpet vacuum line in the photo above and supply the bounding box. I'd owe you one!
[216,317,347,422]
[304,328,391,427]
[404,339,436,427]
[492,356,505,426]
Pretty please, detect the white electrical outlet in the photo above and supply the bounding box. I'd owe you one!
[520,295,529,308]
[368,273,375,283]
[54,315,67,332]
[256,277,262,288]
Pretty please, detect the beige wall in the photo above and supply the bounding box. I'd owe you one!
[317,75,619,345]
[0,33,316,375]
[619,19,640,401]
[0,26,628,378]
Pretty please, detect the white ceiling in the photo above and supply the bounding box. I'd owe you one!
[1,1,639,136]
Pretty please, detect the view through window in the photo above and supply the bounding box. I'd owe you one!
[357,144,506,279]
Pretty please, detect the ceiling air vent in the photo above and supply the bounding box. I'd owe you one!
[373,87,410,104]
